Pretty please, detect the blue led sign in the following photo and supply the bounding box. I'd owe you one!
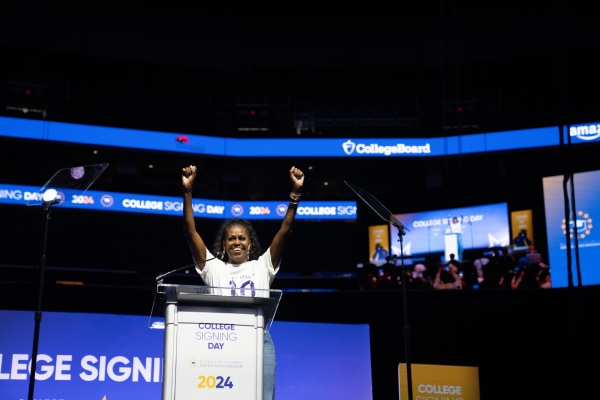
[0,184,357,220]
[1,116,597,158]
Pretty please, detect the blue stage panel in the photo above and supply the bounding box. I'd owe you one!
[0,310,373,400]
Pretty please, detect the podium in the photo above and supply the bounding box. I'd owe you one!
[150,284,282,400]
[444,233,462,261]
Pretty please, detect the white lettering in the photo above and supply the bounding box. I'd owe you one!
[298,206,337,216]
[337,206,357,216]
[153,357,162,382]
[122,199,164,210]
[0,354,11,379]
[193,203,206,213]
[132,357,152,382]
[80,355,99,381]
[99,356,106,381]
[207,205,225,214]
[24,192,43,201]
[107,356,131,382]
[11,354,28,380]
[164,201,183,212]
[53,355,71,380]
[412,219,442,228]
[417,384,462,395]
[27,354,54,380]
[570,124,600,140]
[0,189,22,200]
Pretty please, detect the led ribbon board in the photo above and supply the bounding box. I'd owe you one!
[0,184,357,220]
[1,116,597,158]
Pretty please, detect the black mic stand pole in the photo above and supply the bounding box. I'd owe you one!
[28,199,59,400]
[396,223,413,400]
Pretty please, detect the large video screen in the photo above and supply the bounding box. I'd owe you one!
[390,203,510,257]
[0,310,372,400]
[543,170,600,287]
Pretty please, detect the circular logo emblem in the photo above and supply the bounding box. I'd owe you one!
[231,204,244,217]
[100,194,114,208]
[189,359,198,368]
[562,210,593,239]
[276,204,287,217]
[56,191,66,204]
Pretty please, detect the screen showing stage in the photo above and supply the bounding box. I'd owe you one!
[390,203,510,257]
[0,310,372,400]
[543,170,600,288]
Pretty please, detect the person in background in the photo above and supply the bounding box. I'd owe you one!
[513,229,533,247]
[525,245,543,266]
[371,243,389,262]
[433,265,462,290]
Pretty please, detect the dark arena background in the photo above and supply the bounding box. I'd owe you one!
[1,1,600,399]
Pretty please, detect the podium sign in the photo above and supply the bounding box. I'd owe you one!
[152,284,281,400]
[174,307,258,399]
[444,233,460,261]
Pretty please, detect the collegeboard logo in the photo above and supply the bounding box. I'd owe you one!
[231,204,244,217]
[563,210,593,239]
[342,140,431,156]
[570,124,600,141]
[276,204,287,217]
[100,194,114,208]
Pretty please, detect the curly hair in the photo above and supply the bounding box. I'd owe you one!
[212,218,263,262]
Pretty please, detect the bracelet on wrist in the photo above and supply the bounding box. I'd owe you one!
[289,191,302,202]
[289,200,299,205]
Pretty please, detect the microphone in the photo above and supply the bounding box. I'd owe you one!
[155,256,217,283]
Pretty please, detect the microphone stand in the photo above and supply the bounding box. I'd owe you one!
[394,222,413,400]
[28,199,60,400]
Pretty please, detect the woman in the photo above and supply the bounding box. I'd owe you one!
[181,164,304,400]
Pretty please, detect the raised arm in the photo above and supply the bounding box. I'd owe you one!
[270,166,304,267]
[182,165,208,270]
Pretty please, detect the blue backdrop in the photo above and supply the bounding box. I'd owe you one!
[0,310,372,400]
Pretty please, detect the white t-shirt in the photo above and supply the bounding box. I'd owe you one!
[450,221,462,234]
[196,248,280,297]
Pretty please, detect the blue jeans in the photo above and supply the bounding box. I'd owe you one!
[264,331,276,400]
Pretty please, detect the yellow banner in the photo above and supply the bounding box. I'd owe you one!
[369,225,389,262]
[399,363,480,400]
[511,210,533,247]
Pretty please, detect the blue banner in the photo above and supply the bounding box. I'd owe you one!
[0,310,373,400]
[1,116,597,158]
[0,184,357,220]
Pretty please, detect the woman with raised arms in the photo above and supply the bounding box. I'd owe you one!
[181,165,305,400]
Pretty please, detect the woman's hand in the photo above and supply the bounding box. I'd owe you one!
[182,165,197,191]
[290,166,304,193]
